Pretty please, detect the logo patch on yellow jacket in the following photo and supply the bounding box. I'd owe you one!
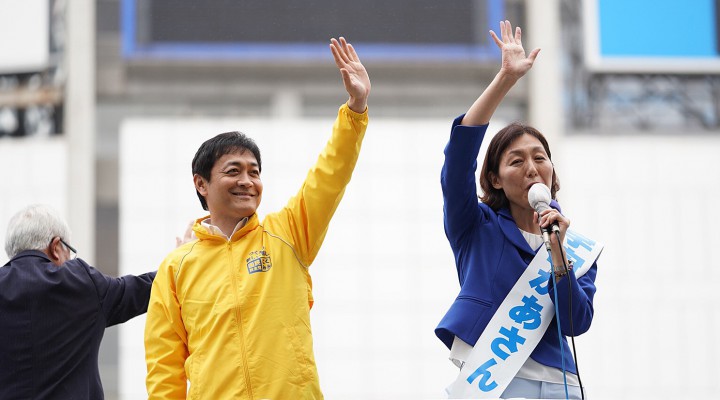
[246,247,272,274]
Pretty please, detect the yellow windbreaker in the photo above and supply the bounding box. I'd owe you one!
[145,104,368,399]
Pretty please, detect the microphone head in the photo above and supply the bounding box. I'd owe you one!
[528,183,551,211]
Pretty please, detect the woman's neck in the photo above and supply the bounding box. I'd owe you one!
[509,203,540,235]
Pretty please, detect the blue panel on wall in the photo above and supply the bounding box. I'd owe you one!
[599,0,717,57]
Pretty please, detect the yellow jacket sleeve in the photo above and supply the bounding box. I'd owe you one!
[270,103,368,266]
[144,259,189,399]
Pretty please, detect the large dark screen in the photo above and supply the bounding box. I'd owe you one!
[125,0,502,60]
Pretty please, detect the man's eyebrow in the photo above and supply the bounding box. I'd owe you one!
[222,160,259,168]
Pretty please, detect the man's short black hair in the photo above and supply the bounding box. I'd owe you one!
[191,131,262,211]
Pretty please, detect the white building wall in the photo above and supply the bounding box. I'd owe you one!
[558,134,720,398]
[0,139,68,264]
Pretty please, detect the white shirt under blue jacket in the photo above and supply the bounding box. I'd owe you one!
[435,115,599,379]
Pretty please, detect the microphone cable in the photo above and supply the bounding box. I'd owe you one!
[549,248,570,400]
[555,230,585,400]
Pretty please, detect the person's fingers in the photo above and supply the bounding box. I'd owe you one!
[339,68,354,92]
[330,40,348,69]
[346,43,360,63]
[329,41,341,63]
[489,30,503,48]
[505,20,515,44]
[527,48,541,63]
[546,212,570,229]
[540,209,560,226]
[334,37,352,65]
[339,37,349,55]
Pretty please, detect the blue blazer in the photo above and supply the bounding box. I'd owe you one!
[0,250,155,399]
[435,117,598,374]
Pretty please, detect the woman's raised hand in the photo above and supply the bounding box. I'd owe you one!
[489,20,541,81]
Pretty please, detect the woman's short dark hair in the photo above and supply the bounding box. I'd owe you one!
[479,122,559,211]
[191,131,262,211]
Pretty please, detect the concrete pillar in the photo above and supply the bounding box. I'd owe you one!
[526,0,565,143]
[65,0,96,263]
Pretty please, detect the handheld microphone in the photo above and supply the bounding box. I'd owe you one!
[528,183,559,250]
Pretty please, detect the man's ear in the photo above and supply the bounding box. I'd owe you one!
[193,174,208,196]
[46,237,64,265]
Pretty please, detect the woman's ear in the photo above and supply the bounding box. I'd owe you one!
[490,173,502,190]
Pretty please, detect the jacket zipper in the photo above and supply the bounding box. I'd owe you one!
[228,241,254,399]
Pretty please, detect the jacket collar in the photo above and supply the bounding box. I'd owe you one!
[6,250,51,265]
[497,207,534,255]
[193,213,260,242]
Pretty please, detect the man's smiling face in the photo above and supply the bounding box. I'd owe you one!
[194,149,263,229]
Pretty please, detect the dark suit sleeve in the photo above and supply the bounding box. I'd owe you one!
[79,260,157,327]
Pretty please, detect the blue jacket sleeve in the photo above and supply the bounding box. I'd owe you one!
[548,262,597,335]
[81,261,157,327]
[442,115,490,246]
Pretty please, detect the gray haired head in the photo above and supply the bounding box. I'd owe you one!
[4,204,71,259]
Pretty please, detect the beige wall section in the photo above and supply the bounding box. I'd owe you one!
[119,116,720,399]
[65,0,96,263]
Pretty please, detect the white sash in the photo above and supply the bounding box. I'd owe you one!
[448,230,603,399]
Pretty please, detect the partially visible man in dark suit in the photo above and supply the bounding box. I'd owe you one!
[0,204,156,399]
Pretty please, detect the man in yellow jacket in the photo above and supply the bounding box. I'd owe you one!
[144,37,370,399]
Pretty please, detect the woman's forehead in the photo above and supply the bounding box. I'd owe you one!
[503,134,546,155]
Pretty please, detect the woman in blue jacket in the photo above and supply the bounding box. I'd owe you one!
[436,21,598,399]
